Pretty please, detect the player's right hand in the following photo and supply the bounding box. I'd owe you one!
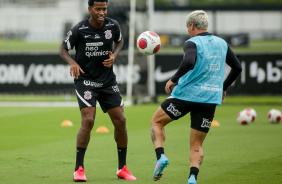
[70,62,85,79]
[165,79,175,94]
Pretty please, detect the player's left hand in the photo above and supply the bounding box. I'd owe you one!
[103,51,115,68]
[222,91,227,103]
[165,79,175,94]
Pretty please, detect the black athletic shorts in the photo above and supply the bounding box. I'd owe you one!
[161,97,216,133]
[74,79,123,113]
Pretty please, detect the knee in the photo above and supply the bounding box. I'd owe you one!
[151,120,155,126]
[151,118,164,128]
[114,115,126,126]
[82,116,94,130]
[151,117,158,126]
[119,116,126,124]
[114,116,127,130]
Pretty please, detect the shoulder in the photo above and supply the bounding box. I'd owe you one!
[73,19,89,30]
[212,35,227,44]
[187,37,200,47]
[184,40,196,48]
[105,17,120,27]
[188,36,199,42]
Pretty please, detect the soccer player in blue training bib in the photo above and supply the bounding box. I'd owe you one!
[150,10,242,183]
[59,0,136,182]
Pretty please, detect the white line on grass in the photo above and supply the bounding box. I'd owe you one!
[0,102,78,107]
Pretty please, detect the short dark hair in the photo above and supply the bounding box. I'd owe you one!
[88,0,108,7]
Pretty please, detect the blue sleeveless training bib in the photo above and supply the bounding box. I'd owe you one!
[171,35,228,106]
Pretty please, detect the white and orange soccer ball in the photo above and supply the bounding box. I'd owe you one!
[267,109,282,124]
[244,108,257,122]
[237,109,252,125]
[137,31,161,55]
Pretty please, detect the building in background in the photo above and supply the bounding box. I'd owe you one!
[0,0,281,45]
[0,0,282,97]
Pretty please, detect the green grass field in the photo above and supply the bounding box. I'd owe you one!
[0,39,282,53]
[1,100,282,184]
[1,95,282,105]
[0,38,282,183]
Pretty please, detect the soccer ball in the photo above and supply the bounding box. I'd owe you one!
[237,109,252,125]
[137,31,161,55]
[244,108,257,122]
[268,109,282,123]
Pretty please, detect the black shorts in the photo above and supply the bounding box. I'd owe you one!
[161,97,216,133]
[75,79,123,113]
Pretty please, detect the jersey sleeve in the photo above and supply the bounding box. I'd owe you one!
[62,23,80,51]
[170,41,197,83]
[113,21,123,43]
[223,46,242,91]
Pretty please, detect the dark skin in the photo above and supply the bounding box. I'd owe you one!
[58,1,126,149]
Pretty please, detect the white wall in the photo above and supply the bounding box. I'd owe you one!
[215,11,282,35]
[0,0,87,41]
[137,10,282,40]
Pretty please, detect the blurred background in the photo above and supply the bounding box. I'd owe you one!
[0,0,281,103]
[1,2,282,184]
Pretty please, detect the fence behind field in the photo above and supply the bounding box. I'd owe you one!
[0,52,281,96]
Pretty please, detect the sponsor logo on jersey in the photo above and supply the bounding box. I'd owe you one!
[167,103,181,117]
[201,118,212,128]
[94,34,100,39]
[85,49,109,58]
[112,85,120,92]
[206,63,220,71]
[84,91,92,100]
[79,25,88,30]
[105,22,115,26]
[206,55,221,59]
[201,82,222,92]
[105,30,112,39]
[86,42,103,47]
[84,35,91,38]
[203,74,222,80]
[85,42,108,57]
[83,80,103,87]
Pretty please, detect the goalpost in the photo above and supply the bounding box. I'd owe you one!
[125,0,156,106]
[125,0,136,106]
[146,0,157,102]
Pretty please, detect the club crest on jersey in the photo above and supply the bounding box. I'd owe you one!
[84,91,92,100]
[105,30,112,39]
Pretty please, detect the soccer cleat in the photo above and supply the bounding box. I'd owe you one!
[153,154,169,181]
[188,174,197,184]
[73,166,87,182]
[117,165,137,180]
